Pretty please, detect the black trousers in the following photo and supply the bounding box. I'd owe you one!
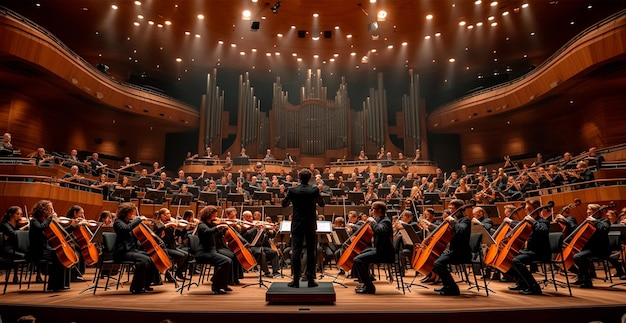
[291,231,316,281]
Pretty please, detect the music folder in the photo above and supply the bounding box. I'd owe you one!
[331,227,349,245]
[471,224,495,245]
[91,225,114,244]
[399,223,422,245]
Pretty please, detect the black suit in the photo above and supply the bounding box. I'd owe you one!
[282,183,324,281]
[573,218,610,284]
[352,216,394,289]
[113,217,157,293]
[433,216,471,292]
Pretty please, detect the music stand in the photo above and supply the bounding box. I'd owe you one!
[226,193,244,206]
[133,177,153,190]
[325,179,337,188]
[253,191,272,205]
[185,185,200,198]
[110,187,132,202]
[347,191,364,205]
[377,187,391,198]
[171,194,193,206]
[263,206,283,221]
[330,188,345,198]
[479,204,500,219]
[233,156,249,165]
[242,229,272,289]
[276,220,292,279]
[455,192,473,203]
[445,186,457,197]
[198,191,218,205]
[343,181,357,190]
[423,192,441,205]
[143,189,166,204]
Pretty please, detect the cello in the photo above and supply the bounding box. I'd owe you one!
[484,203,525,266]
[411,200,476,275]
[72,221,100,266]
[44,218,80,268]
[552,198,582,236]
[491,201,555,272]
[132,221,173,273]
[337,222,374,272]
[221,225,257,271]
[556,202,615,270]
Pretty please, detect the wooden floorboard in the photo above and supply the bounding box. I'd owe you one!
[1,267,625,323]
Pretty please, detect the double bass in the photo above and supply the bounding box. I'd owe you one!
[220,224,257,271]
[44,218,80,268]
[411,200,476,275]
[72,221,100,266]
[556,202,615,270]
[491,201,555,272]
[132,222,172,273]
[336,222,374,272]
[484,203,526,266]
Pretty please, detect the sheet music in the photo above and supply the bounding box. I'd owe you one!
[331,227,349,245]
[279,220,291,233]
[399,223,421,245]
[471,224,496,245]
[316,221,332,233]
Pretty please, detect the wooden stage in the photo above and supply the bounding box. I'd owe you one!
[1,267,625,323]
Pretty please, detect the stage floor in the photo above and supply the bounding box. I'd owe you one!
[1,267,625,323]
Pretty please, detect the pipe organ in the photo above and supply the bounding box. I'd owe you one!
[402,72,421,152]
[200,68,224,153]
[239,72,261,149]
[364,73,387,149]
[271,69,349,155]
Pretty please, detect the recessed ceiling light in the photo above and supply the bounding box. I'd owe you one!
[522,3,529,8]
[491,22,497,26]
[148,21,154,25]
[346,34,353,39]
[231,43,237,47]
[475,0,482,5]
[277,33,283,37]
[435,32,441,37]
[401,42,408,46]
[426,14,433,20]
[184,31,191,35]
[134,1,141,6]
[387,45,393,49]
[350,52,356,56]
[502,11,509,16]
[488,16,495,21]
[218,40,224,44]
[377,10,387,20]
[490,1,498,6]
[165,21,171,25]
[133,22,140,26]
[111,4,118,9]
[476,22,483,27]
[240,52,245,55]
[313,13,319,18]
[334,53,339,57]
[459,21,466,26]
[197,14,204,19]
[467,25,474,29]
[175,58,182,62]
[195,34,201,38]
[266,52,272,56]
[425,35,431,40]
[449,58,456,62]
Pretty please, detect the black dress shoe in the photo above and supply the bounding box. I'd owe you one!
[519,288,542,295]
[508,284,526,291]
[308,280,318,288]
[145,287,154,292]
[224,286,233,292]
[287,281,299,288]
[355,286,376,294]
[440,288,460,296]
[212,288,227,295]
[434,287,445,292]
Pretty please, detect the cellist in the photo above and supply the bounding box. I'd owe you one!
[352,201,394,294]
[504,199,550,295]
[572,203,611,288]
[432,199,471,296]
[113,202,158,294]
[29,200,71,291]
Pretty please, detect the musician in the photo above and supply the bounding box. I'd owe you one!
[63,205,89,282]
[376,147,386,160]
[503,176,523,201]
[152,208,188,281]
[567,161,594,186]
[113,202,158,294]
[241,210,279,277]
[0,132,14,156]
[547,164,565,187]
[560,152,575,170]
[1,206,25,258]
[352,201,394,294]
[98,210,114,227]
[281,168,325,288]
[385,184,402,203]
[430,199,471,296]
[117,156,137,175]
[364,183,379,205]
[32,147,53,167]
[586,146,604,170]
[264,149,275,161]
[86,152,106,176]
[239,148,248,158]
[504,199,550,295]
[62,149,86,173]
[61,165,86,190]
[345,210,363,235]
[149,161,163,177]
[357,150,368,160]
[471,207,494,234]
[573,203,611,288]
[606,210,626,280]
[172,170,186,190]
[553,206,578,236]
[196,205,233,294]
[454,178,471,195]
[380,175,394,188]
[29,200,69,291]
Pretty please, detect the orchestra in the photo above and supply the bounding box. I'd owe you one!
[1,144,625,304]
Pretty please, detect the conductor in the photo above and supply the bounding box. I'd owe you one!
[282,168,325,288]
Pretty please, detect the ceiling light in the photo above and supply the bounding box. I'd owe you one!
[271,2,281,14]
[175,58,182,62]
[490,1,498,6]
[148,21,154,25]
[475,0,482,5]
[133,22,140,26]
[435,32,441,37]
[251,48,257,52]
[387,45,393,49]
[401,42,408,46]
[312,36,320,40]
[502,11,509,16]
[350,52,356,56]
[488,16,495,21]
[476,22,483,26]
[459,21,466,26]
[197,14,204,20]
[240,52,245,55]
[491,22,497,26]
[134,1,141,6]
[184,31,190,35]
[346,34,353,39]
[218,40,224,44]
[266,52,271,56]
[314,54,319,58]
[377,10,387,21]
[157,23,163,28]
[277,33,283,37]
[291,25,296,29]
[425,35,431,40]
[165,21,171,25]
[292,53,297,56]
[522,3,529,8]
[297,58,303,62]
[275,52,280,56]
[195,34,201,38]
[449,58,455,62]
[313,13,319,18]
[426,14,433,20]
[230,43,237,47]
[137,15,144,19]
[467,25,474,29]
[242,10,251,20]
[111,5,118,10]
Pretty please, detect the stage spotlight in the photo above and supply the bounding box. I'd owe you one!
[271,2,281,13]
[251,21,260,30]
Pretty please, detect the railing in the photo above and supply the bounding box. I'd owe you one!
[0,174,103,194]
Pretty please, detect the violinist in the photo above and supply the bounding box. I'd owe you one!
[385,184,402,202]
[474,178,496,205]
[607,210,626,280]
[352,201,394,294]
[29,200,69,291]
[113,202,158,294]
[345,210,363,235]
[504,199,550,295]
[453,178,471,196]
[62,166,85,190]
[432,199,471,296]
[1,206,26,284]
[86,152,107,177]
[572,204,611,288]
[364,183,378,205]
[0,132,14,156]
[32,147,53,167]
[241,210,280,277]
[196,205,233,294]
[155,172,172,193]
[152,208,188,281]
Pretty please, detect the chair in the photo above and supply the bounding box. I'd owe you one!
[3,231,32,294]
[374,242,408,294]
[533,232,572,296]
[178,235,212,294]
[91,232,135,294]
[590,232,622,284]
[457,232,491,296]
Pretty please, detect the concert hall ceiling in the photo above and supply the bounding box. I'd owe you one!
[1,0,625,117]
